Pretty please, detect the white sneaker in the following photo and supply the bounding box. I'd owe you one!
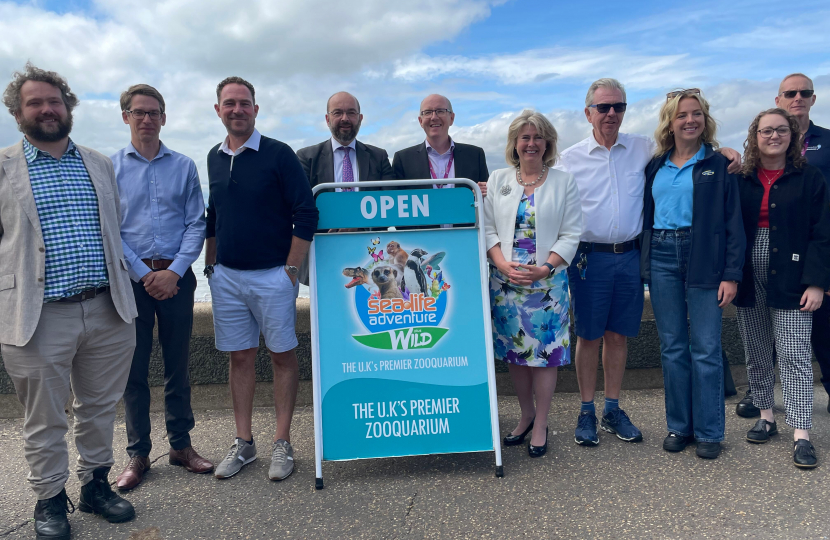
[214,438,257,479]
[268,439,294,481]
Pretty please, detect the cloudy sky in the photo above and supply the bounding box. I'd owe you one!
[2,0,829,192]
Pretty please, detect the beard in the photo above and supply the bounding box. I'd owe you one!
[330,119,361,144]
[19,111,73,142]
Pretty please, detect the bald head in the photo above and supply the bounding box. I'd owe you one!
[327,91,360,114]
[326,91,363,145]
[419,94,452,114]
[778,73,813,93]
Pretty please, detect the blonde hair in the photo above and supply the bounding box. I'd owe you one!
[505,110,558,167]
[654,90,719,156]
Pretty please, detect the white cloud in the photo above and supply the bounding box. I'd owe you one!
[2,0,829,195]
[391,48,700,88]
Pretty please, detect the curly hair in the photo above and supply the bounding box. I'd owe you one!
[3,62,79,117]
[654,90,719,156]
[741,108,806,175]
[505,110,559,167]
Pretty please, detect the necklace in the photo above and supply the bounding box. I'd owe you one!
[760,168,782,185]
[517,165,547,187]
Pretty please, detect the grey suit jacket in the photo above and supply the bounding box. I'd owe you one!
[296,139,395,188]
[0,140,137,346]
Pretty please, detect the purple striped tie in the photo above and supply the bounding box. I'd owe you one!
[341,146,354,192]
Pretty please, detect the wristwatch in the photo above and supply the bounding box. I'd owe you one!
[542,262,555,276]
[286,265,299,277]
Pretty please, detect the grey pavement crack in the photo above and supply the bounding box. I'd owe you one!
[0,452,170,537]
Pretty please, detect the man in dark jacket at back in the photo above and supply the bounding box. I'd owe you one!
[392,94,489,194]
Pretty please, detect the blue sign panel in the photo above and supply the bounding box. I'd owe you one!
[315,188,476,229]
[314,228,494,460]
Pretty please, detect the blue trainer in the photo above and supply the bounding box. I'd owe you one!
[600,408,643,442]
[574,411,599,446]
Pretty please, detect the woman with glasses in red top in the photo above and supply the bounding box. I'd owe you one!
[735,108,830,469]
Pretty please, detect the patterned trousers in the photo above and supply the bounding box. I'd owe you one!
[736,228,814,430]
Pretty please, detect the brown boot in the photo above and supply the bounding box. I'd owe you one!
[169,446,214,474]
[115,456,150,491]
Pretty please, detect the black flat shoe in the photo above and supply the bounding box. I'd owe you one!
[696,441,721,459]
[503,420,534,446]
[528,427,548,458]
[663,433,694,452]
[793,439,818,469]
[736,390,760,418]
[746,419,778,444]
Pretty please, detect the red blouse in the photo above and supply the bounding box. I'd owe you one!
[757,168,784,228]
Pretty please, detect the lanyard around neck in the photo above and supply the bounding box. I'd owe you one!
[428,147,454,181]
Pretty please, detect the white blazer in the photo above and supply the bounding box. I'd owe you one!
[483,167,582,270]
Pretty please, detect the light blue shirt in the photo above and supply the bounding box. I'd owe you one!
[652,145,705,230]
[111,142,206,282]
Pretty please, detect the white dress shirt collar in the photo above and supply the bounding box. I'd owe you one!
[425,137,455,155]
[588,131,628,153]
[330,136,356,153]
[219,128,261,156]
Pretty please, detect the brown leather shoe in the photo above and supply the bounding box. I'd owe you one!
[116,456,150,491]
[169,446,214,474]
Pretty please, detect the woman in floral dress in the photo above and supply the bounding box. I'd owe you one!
[483,110,582,457]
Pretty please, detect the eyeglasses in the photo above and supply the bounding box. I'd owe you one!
[758,126,792,138]
[328,110,360,118]
[420,108,451,117]
[125,109,163,120]
[588,102,627,114]
[779,89,814,99]
[666,88,701,100]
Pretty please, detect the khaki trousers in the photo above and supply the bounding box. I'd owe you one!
[2,292,135,499]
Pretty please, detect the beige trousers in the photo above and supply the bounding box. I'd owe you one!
[2,292,135,499]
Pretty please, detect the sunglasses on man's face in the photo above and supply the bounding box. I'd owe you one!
[666,88,701,100]
[780,89,814,99]
[588,102,627,114]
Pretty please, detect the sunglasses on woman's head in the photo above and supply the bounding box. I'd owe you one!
[666,88,701,100]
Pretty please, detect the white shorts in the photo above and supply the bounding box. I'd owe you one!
[208,264,299,353]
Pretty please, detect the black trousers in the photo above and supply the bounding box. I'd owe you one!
[124,268,196,457]
[813,299,830,397]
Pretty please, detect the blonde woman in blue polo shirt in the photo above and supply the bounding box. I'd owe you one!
[640,89,746,460]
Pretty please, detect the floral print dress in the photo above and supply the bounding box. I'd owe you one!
[489,193,571,368]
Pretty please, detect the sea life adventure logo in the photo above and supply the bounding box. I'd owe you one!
[341,237,451,350]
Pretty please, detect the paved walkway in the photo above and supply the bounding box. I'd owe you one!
[1,387,829,539]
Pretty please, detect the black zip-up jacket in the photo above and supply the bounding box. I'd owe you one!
[736,163,830,309]
[641,145,745,288]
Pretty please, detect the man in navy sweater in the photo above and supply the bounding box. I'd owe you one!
[204,76,318,481]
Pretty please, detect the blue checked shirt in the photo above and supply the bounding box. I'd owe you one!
[25,138,109,302]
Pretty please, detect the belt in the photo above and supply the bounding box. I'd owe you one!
[142,258,174,271]
[578,239,640,254]
[57,286,109,303]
